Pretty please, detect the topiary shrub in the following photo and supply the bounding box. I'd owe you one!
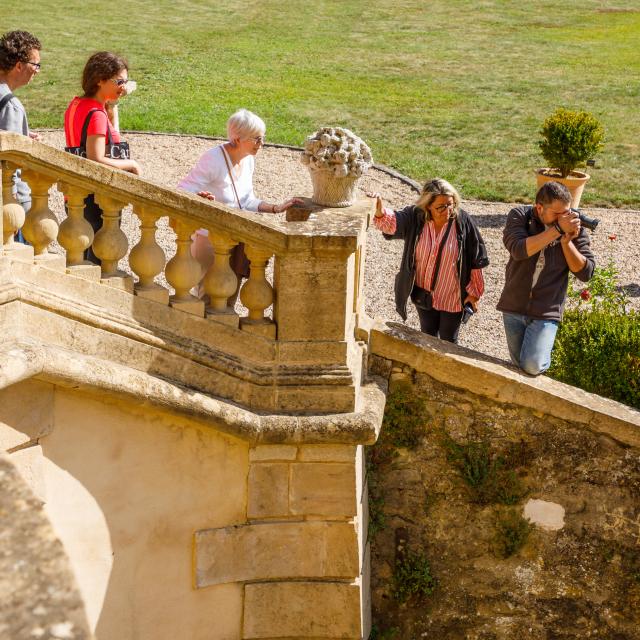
[539,108,604,178]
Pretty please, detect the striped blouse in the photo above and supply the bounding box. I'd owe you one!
[374,208,484,313]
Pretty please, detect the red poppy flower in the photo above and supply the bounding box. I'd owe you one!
[608,234,617,240]
[580,289,591,301]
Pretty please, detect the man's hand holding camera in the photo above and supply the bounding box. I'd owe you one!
[557,209,581,244]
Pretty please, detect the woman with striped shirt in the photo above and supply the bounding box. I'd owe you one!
[373,178,489,343]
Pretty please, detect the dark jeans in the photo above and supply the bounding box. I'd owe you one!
[415,306,463,343]
[83,194,104,265]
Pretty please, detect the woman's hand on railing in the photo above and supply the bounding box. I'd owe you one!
[127,159,142,176]
[273,197,304,214]
[197,191,216,201]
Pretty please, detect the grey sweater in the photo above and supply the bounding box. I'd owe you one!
[497,205,595,321]
[0,82,31,205]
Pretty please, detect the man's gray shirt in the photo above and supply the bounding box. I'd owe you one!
[0,82,31,205]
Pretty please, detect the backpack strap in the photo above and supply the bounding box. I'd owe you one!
[0,92,15,113]
[79,108,114,152]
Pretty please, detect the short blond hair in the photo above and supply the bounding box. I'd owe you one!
[227,109,266,141]
[416,178,461,222]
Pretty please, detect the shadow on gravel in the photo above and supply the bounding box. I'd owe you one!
[470,213,508,229]
[622,283,640,298]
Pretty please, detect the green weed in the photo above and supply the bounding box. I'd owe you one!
[369,625,400,640]
[493,509,530,559]
[393,550,437,603]
[441,432,528,505]
[381,381,428,449]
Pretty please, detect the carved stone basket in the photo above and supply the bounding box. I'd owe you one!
[309,168,359,208]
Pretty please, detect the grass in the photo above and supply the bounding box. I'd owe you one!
[4,0,640,206]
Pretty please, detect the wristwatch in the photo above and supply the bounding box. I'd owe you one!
[553,221,565,236]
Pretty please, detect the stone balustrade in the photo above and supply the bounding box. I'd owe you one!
[0,132,371,349]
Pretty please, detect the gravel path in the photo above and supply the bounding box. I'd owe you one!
[37,130,640,363]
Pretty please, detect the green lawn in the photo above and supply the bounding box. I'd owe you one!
[4,0,640,207]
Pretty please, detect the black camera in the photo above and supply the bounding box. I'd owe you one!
[461,302,474,324]
[571,208,599,232]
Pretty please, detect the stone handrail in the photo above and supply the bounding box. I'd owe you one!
[1,132,370,347]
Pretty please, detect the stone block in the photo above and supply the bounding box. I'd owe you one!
[206,308,239,328]
[243,582,361,639]
[135,285,170,305]
[101,272,134,293]
[67,263,101,282]
[247,463,289,519]
[298,445,356,463]
[290,463,356,518]
[249,445,297,462]
[170,297,205,317]
[240,319,276,339]
[195,521,358,587]
[34,253,66,272]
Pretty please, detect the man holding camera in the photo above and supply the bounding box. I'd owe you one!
[497,181,595,376]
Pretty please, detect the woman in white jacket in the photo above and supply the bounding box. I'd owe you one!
[178,109,302,296]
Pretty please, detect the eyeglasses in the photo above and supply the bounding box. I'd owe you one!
[26,61,41,70]
[434,202,455,213]
[249,136,265,145]
[110,78,129,87]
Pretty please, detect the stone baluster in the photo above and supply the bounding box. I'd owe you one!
[1,161,26,253]
[57,182,98,277]
[202,232,239,326]
[165,219,204,316]
[239,245,276,338]
[129,205,169,304]
[20,169,60,264]
[92,193,132,290]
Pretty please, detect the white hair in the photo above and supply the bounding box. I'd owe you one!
[227,109,266,141]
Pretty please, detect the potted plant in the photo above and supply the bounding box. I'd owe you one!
[300,127,373,207]
[536,108,604,208]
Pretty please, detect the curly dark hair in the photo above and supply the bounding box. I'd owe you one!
[0,30,41,72]
[81,51,128,97]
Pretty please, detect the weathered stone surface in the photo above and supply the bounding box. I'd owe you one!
[195,521,358,586]
[290,462,356,517]
[524,499,565,531]
[0,379,53,450]
[247,463,290,518]
[367,352,640,639]
[249,444,297,461]
[298,444,357,462]
[369,321,640,448]
[0,454,92,640]
[243,582,361,639]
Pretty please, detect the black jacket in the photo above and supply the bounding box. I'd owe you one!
[497,205,595,321]
[382,206,490,320]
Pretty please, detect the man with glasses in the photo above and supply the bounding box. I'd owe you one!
[0,30,42,242]
[497,181,595,376]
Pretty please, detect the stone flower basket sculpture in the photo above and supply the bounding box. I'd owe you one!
[300,127,373,207]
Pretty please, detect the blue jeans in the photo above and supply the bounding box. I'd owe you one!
[502,312,559,376]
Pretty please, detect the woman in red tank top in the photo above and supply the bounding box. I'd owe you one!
[63,51,140,263]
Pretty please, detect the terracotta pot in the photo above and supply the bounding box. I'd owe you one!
[535,169,590,209]
[308,168,359,207]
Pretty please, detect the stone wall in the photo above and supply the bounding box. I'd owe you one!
[365,320,640,640]
[1,378,376,639]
